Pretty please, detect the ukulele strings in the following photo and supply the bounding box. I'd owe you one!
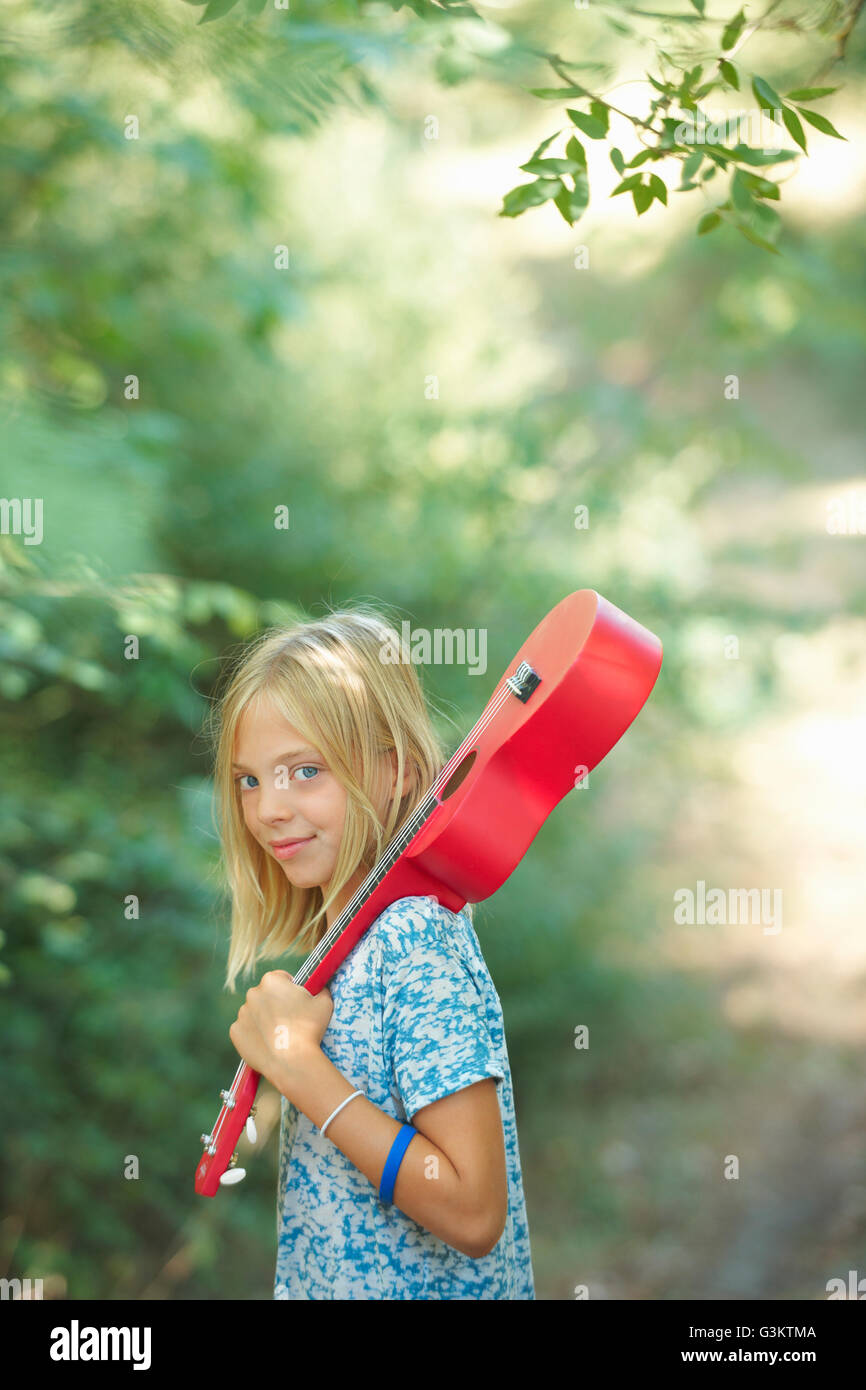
[212,673,516,1139]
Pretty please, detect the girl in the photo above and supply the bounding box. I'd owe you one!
[209,603,535,1299]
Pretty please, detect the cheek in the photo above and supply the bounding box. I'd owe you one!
[314,785,347,833]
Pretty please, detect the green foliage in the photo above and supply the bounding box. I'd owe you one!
[0,553,280,1295]
[721,7,747,52]
[500,5,855,250]
[167,0,856,253]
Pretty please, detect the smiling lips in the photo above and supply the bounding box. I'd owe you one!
[270,835,314,860]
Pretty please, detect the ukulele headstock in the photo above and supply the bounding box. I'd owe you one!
[194,1066,261,1196]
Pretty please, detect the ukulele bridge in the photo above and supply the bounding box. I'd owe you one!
[506,661,541,703]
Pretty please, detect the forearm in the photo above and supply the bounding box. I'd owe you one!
[271,1049,487,1258]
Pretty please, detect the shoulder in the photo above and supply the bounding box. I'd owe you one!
[370,895,468,969]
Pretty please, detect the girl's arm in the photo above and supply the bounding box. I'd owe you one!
[277,1048,508,1259]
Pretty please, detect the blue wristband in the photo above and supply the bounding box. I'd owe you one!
[379,1123,416,1205]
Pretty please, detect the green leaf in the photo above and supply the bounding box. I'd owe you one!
[719,60,739,90]
[735,220,781,255]
[721,7,746,51]
[566,108,608,140]
[700,144,735,164]
[730,144,798,166]
[752,76,784,123]
[610,147,625,175]
[785,86,838,101]
[697,212,721,234]
[199,0,241,21]
[682,151,703,182]
[632,183,653,216]
[751,201,781,242]
[731,168,753,212]
[554,171,590,226]
[689,0,706,13]
[610,174,643,196]
[648,173,667,206]
[500,178,565,217]
[566,135,588,169]
[781,106,807,153]
[590,100,610,135]
[527,131,563,162]
[520,156,584,176]
[796,108,847,140]
[647,75,672,95]
[529,86,590,100]
[742,173,780,200]
[626,148,654,168]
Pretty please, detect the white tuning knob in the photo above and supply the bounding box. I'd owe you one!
[245,1115,257,1144]
[219,1167,246,1185]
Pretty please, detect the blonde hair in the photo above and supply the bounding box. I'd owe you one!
[206,602,448,992]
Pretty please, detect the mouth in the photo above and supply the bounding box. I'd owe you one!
[269,835,315,860]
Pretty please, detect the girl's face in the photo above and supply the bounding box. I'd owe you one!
[233,700,403,925]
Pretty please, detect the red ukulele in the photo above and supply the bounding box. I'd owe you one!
[195,588,663,1195]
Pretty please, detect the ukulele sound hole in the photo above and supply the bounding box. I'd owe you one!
[439,749,476,801]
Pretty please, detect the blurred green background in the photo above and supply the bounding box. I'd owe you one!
[2,0,865,1300]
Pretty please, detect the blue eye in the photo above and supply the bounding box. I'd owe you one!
[234,765,320,790]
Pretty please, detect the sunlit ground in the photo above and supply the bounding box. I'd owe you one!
[658,619,866,1039]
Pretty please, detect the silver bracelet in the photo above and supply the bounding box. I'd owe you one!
[320,1089,364,1138]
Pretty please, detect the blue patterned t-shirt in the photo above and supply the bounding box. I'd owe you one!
[274,894,535,1300]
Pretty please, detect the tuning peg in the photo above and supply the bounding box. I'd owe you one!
[219,1151,246,1186]
[245,1114,257,1145]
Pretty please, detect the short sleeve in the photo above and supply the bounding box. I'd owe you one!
[380,920,505,1121]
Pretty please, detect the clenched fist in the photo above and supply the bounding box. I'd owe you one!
[229,971,334,1091]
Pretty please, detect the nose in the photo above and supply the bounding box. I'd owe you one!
[255,776,296,826]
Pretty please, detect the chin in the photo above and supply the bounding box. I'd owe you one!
[280,865,326,890]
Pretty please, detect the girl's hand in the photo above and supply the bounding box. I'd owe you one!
[229,972,333,1091]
